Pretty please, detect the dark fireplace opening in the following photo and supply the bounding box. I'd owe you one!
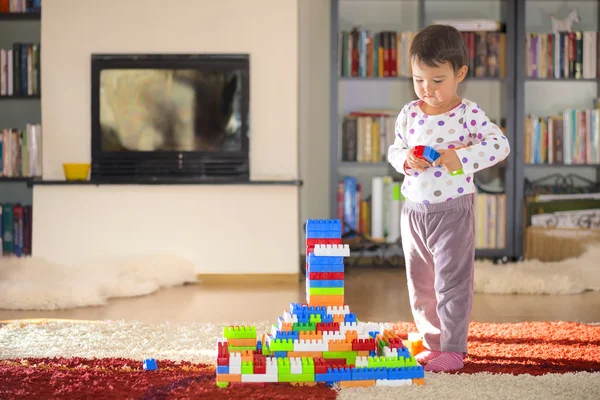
[90,53,250,182]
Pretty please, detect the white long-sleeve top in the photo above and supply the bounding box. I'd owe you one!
[387,98,510,204]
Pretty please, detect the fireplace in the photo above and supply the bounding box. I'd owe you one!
[90,53,250,182]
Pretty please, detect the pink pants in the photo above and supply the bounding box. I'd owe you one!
[401,194,475,353]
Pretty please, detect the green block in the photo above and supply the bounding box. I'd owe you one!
[223,326,257,339]
[405,354,418,367]
[269,339,294,352]
[309,314,321,324]
[241,360,253,374]
[308,287,344,296]
[262,346,271,356]
[302,357,315,374]
[278,372,316,382]
[277,358,291,375]
[292,322,316,332]
[322,351,357,365]
[216,382,229,388]
[368,356,406,369]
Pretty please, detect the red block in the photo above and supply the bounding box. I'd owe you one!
[324,359,347,366]
[217,342,229,366]
[316,322,339,333]
[413,145,425,158]
[352,338,376,352]
[388,338,404,349]
[253,355,266,374]
[309,272,344,280]
[306,238,343,247]
[313,357,328,374]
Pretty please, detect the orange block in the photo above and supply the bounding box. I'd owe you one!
[279,322,293,332]
[308,295,344,306]
[299,331,323,341]
[228,338,257,347]
[288,351,323,358]
[216,374,241,382]
[241,350,254,362]
[345,330,358,342]
[339,380,376,388]
[357,351,370,357]
[328,339,353,352]
[333,314,345,324]
[413,378,425,386]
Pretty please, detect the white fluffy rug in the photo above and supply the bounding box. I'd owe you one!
[474,245,600,295]
[1,320,598,400]
[0,254,198,310]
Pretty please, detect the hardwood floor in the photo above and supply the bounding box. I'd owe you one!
[1,267,599,324]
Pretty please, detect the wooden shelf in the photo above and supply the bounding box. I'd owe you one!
[0,177,33,182]
[0,12,41,21]
[0,95,41,99]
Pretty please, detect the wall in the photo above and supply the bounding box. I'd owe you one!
[33,0,302,273]
[298,0,331,250]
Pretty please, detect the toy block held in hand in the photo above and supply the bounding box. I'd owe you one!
[413,145,440,164]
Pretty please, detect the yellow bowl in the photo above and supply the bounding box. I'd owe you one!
[63,163,91,181]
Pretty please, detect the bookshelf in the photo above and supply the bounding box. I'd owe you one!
[330,0,517,261]
[0,7,41,257]
[514,0,600,257]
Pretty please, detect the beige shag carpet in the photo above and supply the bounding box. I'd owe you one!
[1,319,599,400]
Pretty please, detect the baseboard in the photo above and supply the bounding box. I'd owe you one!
[196,273,300,285]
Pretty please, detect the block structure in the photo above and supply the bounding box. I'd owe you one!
[215,219,425,388]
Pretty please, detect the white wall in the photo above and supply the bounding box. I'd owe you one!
[298,0,332,249]
[34,0,304,273]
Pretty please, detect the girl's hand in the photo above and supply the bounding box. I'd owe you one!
[432,149,462,173]
[405,147,432,172]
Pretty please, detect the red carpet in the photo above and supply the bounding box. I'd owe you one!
[1,321,598,399]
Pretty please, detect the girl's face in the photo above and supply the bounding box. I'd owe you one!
[411,59,467,109]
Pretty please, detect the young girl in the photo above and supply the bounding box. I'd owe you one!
[387,24,510,372]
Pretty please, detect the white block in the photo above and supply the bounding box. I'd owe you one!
[383,347,398,358]
[327,305,350,315]
[340,322,358,334]
[290,357,303,374]
[322,331,346,342]
[313,244,350,256]
[293,339,329,352]
[376,379,412,387]
[355,356,369,367]
[229,353,242,367]
[241,374,279,382]
[266,357,278,375]
[229,365,241,374]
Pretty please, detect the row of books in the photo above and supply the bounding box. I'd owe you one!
[338,28,505,78]
[339,109,506,164]
[0,0,41,13]
[337,175,507,249]
[0,43,41,97]
[1,203,32,257]
[525,31,600,79]
[524,100,600,165]
[1,124,42,177]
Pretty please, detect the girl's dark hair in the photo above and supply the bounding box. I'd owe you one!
[409,24,468,73]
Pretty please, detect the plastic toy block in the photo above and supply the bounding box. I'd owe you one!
[327,305,350,315]
[344,313,357,323]
[315,367,353,382]
[229,345,256,352]
[450,168,464,176]
[292,322,316,332]
[273,351,288,358]
[216,365,229,374]
[375,379,412,387]
[316,322,339,332]
[216,373,242,383]
[306,264,345,273]
[277,357,291,375]
[345,330,358,342]
[253,356,266,374]
[355,356,369,367]
[279,372,316,383]
[328,340,353,352]
[274,330,299,341]
[241,374,278,383]
[302,357,315,374]
[308,272,344,280]
[322,351,358,365]
[369,331,380,338]
[339,380,376,388]
[224,326,257,339]
[308,287,344,296]
[333,314,346,324]
[307,295,344,306]
[307,253,345,266]
[240,350,255,361]
[288,351,323,358]
[293,339,329,352]
[268,338,294,352]
[228,338,257,347]
[305,219,342,239]
[413,145,440,164]
[143,358,158,371]
[352,367,388,381]
[368,356,408,369]
[307,279,344,288]
[306,238,343,247]
[388,365,425,380]
[308,314,321,324]
[241,360,253,374]
[352,338,377,352]
[217,342,229,366]
[313,244,350,257]
[413,378,425,386]
[299,331,323,341]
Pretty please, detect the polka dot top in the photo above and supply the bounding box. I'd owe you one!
[387,98,511,205]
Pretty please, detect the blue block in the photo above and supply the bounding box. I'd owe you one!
[315,367,353,382]
[217,365,229,374]
[321,314,333,323]
[422,146,440,163]
[306,219,342,239]
[352,367,388,381]
[143,358,158,371]
[256,340,262,350]
[344,313,357,323]
[397,347,411,359]
[273,351,288,358]
[274,330,299,340]
[368,331,379,339]
[307,253,345,265]
[308,264,345,273]
[388,366,425,380]
[369,350,377,357]
[307,279,344,288]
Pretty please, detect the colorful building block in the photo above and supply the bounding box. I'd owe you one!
[215,219,426,388]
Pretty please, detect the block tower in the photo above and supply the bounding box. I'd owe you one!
[215,219,425,388]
